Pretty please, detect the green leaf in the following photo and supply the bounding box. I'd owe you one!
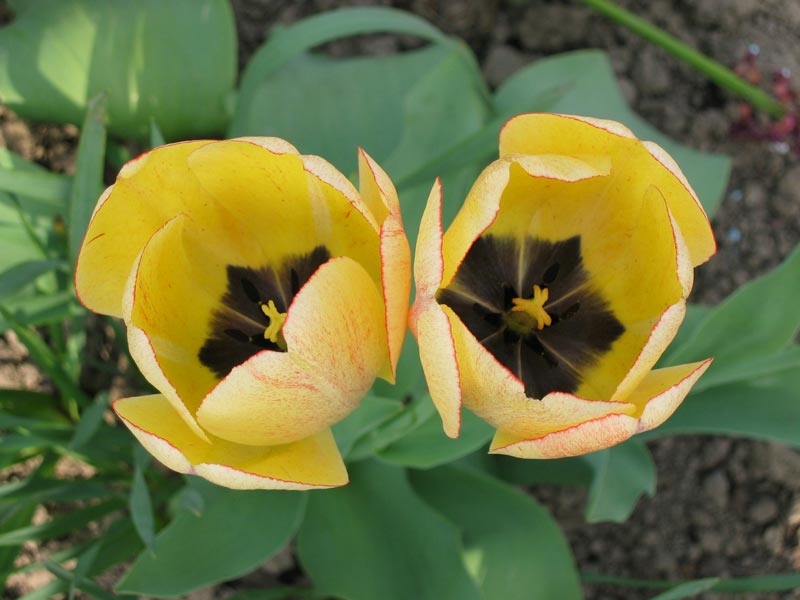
[584,441,655,523]
[378,408,493,469]
[486,454,593,487]
[68,93,106,263]
[0,502,36,585]
[582,571,800,594]
[0,0,236,140]
[226,588,319,600]
[0,166,71,205]
[649,578,719,600]
[0,306,88,414]
[118,478,307,597]
[347,394,437,461]
[0,498,124,545]
[649,371,800,446]
[332,394,403,458]
[68,392,109,450]
[0,259,65,300]
[666,244,800,369]
[129,465,156,553]
[691,344,800,393]
[297,460,482,600]
[0,290,75,330]
[495,50,730,217]
[410,466,582,600]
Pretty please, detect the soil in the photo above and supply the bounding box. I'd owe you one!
[2,0,800,599]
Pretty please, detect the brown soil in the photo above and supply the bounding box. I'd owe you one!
[2,1,799,598]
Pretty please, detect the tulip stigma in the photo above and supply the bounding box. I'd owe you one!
[509,284,553,331]
[260,299,288,350]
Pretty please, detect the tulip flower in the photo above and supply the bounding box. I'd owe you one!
[75,138,410,489]
[410,114,714,459]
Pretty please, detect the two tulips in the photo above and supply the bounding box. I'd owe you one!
[75,114,714,490]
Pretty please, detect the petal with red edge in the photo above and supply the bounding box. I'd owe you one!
[114,394,347,490]
[489,359,711,459]
[498,113,715,266]
[196,256,386,446]
[75,141,215,316]
[358,150,411,381]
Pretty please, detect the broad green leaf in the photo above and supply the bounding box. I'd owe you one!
[118,478,306,597]
[657,303,710,367]
[485,454,593,487]
[495,50,730,217]
[411,466,582,600]
[666,244,800,368]
[648,371,800,446]
[650,578,719,600]
[378,409,493,469]
[0,167,71,206]
[232,45,486,176]
[584,441,655,523]
[68,93,106,262]
[347,394,437,461]
[233,7,455,134]
[332,394,403,458]
[227,589,319,600]
[297,460,482,600]
[0,0,236,140]
[691,344,800,393]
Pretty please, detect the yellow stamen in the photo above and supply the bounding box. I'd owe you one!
[511,284,553,331]
[261,300,287,349]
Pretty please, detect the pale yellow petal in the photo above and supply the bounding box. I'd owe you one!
[114,394,348,490]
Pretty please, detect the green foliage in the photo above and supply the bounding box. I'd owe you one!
[0,0,236,141]
[410,466,582,600]
[0,4,797,599]
[118,479,307,597]
[297,460,482,600]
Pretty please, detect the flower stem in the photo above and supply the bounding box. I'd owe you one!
[578,0,786,118]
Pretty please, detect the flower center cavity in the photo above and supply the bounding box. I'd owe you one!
[198,246,330,379]
[436,234,624,399]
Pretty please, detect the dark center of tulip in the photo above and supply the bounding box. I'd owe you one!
[436,234,624,399]
[198,246,331,379]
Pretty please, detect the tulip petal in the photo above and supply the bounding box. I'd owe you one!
[576,187,692,400]
[75,141,215,316]
[114,394,347,490]
[444,304,633,439]
[489,359,711,459]
[196,256,386,446]
[498,113,715,266]
[359,150,412,381]
[410,179,462,437]
[187,139,330,265]
[123,215,247,418]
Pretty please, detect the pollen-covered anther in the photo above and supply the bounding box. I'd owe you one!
[260,299,288,349]
[511,284,552,331]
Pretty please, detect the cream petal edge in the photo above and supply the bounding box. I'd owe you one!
[490,359,711,459]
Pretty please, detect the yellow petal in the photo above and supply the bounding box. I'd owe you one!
[358,150,411,382]
[575,187,692,401]
[122,214,243,417]
[489,359,711,459]
[415,304,462,438]
[445,304,634,438]
[187,139,325,265]
[410,179,462,437]
[75,141,215,316]
[114,394,347,490]
[498,113,715,266]
[196,256,386,446]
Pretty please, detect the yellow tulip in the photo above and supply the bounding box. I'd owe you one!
[410,114,714,459]
[75,138,410,489]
